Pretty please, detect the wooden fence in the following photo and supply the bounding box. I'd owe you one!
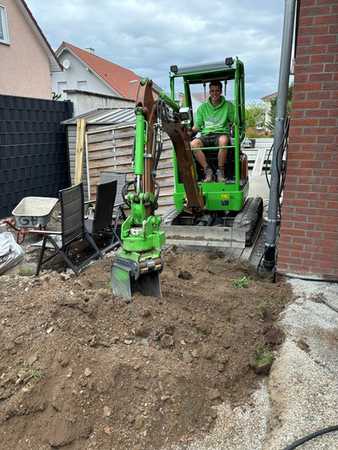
[86,124,174,216]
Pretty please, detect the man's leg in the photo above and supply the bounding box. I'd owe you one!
[191,138,213,181]
[217,135,229,182]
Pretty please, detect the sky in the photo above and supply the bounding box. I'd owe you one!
[26,0,285,103]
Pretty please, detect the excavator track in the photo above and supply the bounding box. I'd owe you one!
[162,197,263,255]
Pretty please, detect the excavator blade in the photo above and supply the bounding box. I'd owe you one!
[111,255,162,300]
[162,197,263,252]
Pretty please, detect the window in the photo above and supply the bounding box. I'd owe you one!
[0,5,10,44]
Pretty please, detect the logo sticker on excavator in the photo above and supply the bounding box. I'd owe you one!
[220,193,230,200]
[220,193,230,206]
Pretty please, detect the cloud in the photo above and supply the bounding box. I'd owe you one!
[26,0,284,101]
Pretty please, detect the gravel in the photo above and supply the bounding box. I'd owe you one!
[169,278,338,450]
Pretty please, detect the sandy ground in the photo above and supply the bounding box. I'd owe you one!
[0,247,290,450]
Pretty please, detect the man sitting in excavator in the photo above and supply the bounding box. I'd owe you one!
[191,80,235,182]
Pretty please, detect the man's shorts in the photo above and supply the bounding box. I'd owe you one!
[199,133,229,148]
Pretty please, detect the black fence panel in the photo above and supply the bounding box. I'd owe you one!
[0,95,73,219]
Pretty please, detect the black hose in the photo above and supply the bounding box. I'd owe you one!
[282,425,338,450]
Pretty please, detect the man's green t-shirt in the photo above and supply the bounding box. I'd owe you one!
[195,96,235,135]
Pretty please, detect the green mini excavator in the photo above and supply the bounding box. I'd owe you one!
[111,57,262,299]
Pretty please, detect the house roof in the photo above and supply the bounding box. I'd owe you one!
[17,0,62,71]
[62,107,135,125]
[57,42,143,100]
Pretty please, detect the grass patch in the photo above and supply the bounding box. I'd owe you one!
[29,368,43,381]
[232,276,250,289]
[18,265,35,277]
[250,344,274,375]
[17,366,44,384]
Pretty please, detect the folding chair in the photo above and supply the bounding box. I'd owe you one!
[35,183,102,276]
[99,171,128,234]
[85,180,120,254]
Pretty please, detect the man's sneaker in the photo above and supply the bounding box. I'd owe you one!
[204,167,213,182]
[216,169,226,183]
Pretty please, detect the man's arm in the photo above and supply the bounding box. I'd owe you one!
[193,104,204,133]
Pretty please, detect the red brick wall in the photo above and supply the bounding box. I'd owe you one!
[278,0,338,280]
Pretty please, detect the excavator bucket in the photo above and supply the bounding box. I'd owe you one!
[111,255,162,300]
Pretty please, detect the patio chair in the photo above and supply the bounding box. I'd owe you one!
[85,180,120,254]
[35,183,102,276]
[99,171,128,230]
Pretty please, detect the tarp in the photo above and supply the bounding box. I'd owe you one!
[0,232,25,275]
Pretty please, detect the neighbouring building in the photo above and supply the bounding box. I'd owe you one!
[53,42,143,106]
[0,0,61,98]
[261,92,277,129]
[278,0,338,280]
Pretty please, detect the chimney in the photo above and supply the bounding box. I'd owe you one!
[85,47,95,54]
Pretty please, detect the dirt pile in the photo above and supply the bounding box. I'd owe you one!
[0,249,290,449]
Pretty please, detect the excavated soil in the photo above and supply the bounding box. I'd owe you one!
[0,248,290,450]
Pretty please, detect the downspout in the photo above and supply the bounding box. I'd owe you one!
[263,0,297,270]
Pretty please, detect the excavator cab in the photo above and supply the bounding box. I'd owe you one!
[169,57,248,214]
[162,57,262,248]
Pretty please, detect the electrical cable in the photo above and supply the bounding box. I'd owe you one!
[281,425,338,450]
[258,117,290,274]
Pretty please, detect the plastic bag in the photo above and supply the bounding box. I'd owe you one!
[0,232,25,275]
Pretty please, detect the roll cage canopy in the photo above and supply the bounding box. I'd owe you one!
[169,57,242,84]
[168,57,245,142]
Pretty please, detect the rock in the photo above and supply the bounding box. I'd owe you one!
[200,345,215,360]
[134,326,151,338]
[27,354,38,366]
[14,336,24,345]
[160,334,174,349]
[57,353,70,368]
[84,368,92,377]
[103,425,112,435]
[208,388,221,401]
[96,288,111,302]
[4,340,15,351]
[140,309,151,318]
[297,338,310,353]
[210,409,218,419]
[46,326,54,334]
[47,417,92,447]
[135,416,145,430]
[182,351,193,364]
[164,324,175,335]
[178,270,193,280]
[127,415,135,424]
[60,273,71,281]
[124,339,133,345]
[103,406,112,417]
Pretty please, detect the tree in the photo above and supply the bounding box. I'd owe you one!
[245,103,266,129]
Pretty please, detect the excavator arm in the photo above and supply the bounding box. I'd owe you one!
[135,79,204,212]
[111,79,203,299]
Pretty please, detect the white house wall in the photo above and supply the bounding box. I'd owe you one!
[63,91,133,116]
[52,50,120,98]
